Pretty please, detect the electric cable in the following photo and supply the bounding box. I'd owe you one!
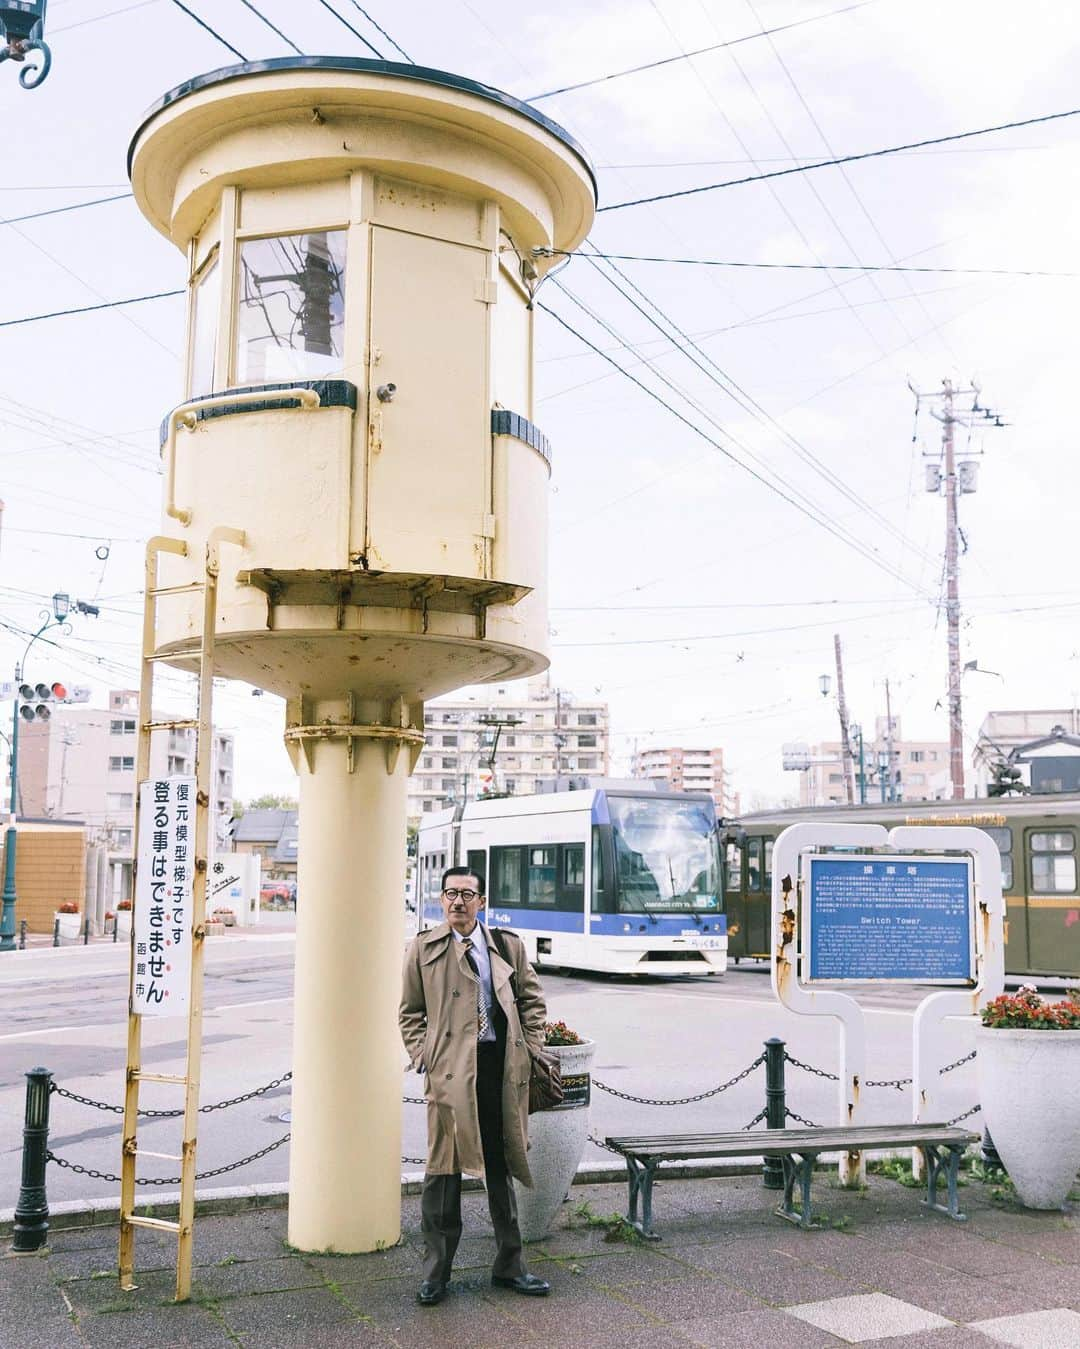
[539,299,928,595]
[168,0,247,60]
[52,0,161,34]
[0,289,185,330]
[345,1,412,59]
[237,0,303,53]
[599,105,1080,212]
[543,250,1078,279]
[527,0,875,101]
[0,194,133,228]
[313,0,383,56]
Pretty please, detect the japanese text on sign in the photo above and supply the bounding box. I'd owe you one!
[131,776,196,1016]
[806,854,974,984]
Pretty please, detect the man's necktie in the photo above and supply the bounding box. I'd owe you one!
[465,938,489,1040]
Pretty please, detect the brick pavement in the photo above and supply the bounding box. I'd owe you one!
[3,1170,1079,1347]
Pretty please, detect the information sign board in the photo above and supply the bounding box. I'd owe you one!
[132,776,196,1016]
[806,853,973,984]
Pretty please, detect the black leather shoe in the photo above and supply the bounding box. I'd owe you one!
[417,1281,448,1306]
[491,1273,551,1296]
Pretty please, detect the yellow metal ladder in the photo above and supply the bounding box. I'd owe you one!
[119,528,243,1302]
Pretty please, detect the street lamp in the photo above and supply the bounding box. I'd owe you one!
[0,1,52,89]
[0,592,94,951]
[818,674,832,698]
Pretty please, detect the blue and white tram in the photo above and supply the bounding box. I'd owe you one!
[416,787,727,976]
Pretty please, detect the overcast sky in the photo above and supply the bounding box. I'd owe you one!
[1,0,1078,808]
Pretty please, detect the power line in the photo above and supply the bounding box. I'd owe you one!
[599,105,1080,212]
[542,249,1077,279]
[0,193,133,228]
[168,0,247,60]
[313,0,384,56]
[53,0,162,34]
[539,299,927,595]
[345,1,412,59]
[527,0,875,101]
[237,0,302,53]
[0,289,184,331]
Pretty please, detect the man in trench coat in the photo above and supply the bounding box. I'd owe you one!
[400,865,551,1306]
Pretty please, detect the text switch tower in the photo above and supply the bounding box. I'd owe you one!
[128,58,595,1258]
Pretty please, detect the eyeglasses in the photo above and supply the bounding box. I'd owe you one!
[442,888,481,902]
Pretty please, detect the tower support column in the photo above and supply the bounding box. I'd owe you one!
[286,694,421,1252]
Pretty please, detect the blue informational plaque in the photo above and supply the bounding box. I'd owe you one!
[806,854,974,983]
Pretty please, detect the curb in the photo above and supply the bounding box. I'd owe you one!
[0,1157,793,1239]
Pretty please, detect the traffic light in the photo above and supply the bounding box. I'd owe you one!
[18,681,68,722]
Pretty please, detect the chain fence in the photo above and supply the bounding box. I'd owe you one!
[47,1133,293,1187]
[591,1053,765,1106]
[52,1072,294,1118]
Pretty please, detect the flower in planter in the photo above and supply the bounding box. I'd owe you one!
[117,900,132,911]
[543,1019,584,1046]
[57,902,79,915]
[105,911,115,921]
[980,985,1080,1030]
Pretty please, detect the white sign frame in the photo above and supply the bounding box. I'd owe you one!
[132,775,197,1017]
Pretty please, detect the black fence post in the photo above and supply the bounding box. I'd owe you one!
[762,1037,786,1190]
[12,1068,52,1252]
[18,919,26,950]
[52,918,59,948]
[112,917,118,944]
[83,917,90,946]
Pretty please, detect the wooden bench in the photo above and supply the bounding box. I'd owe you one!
[605,1124,980,1237]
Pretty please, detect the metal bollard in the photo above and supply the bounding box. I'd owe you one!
[12,1068,53,1252]
[981,1127,1005,1175]
[112,917,118,943]
[762,1037,786,1190]
[83,917,90,946]
[18,919,26,950]
[52,918,59,948]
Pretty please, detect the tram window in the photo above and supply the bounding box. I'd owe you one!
[491,846,524,903]
[559,844,585,908]
[725,842,742,891]
[983,827,1014,891]
[1031,832,1077,892]
[764,839,774,888]
[466,849,486,892]
[591,827,606,912]
[527,847,557,906]
[747,837,763,892]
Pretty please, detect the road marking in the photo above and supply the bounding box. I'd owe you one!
[604,989,939,1020]
[0,996,295,1040]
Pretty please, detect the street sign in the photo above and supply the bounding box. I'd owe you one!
[132,776,196,1017]
[805,854,974,984]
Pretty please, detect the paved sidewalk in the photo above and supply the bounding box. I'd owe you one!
[3,1171,1078,1347]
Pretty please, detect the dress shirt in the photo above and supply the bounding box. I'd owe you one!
[453,923,496,1042]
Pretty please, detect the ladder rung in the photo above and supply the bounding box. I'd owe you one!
[138,1150,182,1161]
[143,719,199,732]
[150,582,205,598]
[133,1071,189,1086]
[127,1215,181,1234]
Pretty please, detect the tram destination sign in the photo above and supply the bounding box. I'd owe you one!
[805,854,974,984]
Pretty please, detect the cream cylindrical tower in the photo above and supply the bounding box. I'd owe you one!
[128,58,595,1251]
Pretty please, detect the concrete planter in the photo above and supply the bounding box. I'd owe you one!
[54,911,81,941]
[515,1040,596,1241]
[115,909,133,938]
[976,1024,1080,1209]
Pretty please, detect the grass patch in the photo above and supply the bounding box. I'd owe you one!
[867,1158,921,1189]
[569,1201,645,1245]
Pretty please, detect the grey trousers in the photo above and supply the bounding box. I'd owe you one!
[420,1041,525,1285]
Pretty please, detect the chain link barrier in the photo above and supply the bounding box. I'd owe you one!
[51,1072,294,1118]
[592,1053,765,1106]
[864,1076,913,1091]
[742,1107,768,1131]
[588,1132,627,1155]
[946,1104,982,1127]
[784,1053,839,1082]
[47,1132,292,1186]
[939,1049,977,1075]
[785,1107,821,1128]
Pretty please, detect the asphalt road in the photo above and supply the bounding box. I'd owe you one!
[0,930,985,1213]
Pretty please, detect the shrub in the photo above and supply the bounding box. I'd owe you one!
[57,901,79,915]
[116,900,132,911]
[980,985,1080,1030]
[544,1019,584,1046]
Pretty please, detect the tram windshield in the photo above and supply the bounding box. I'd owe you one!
[608,795,720,913]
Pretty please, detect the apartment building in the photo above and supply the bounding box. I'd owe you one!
[631,745,728,811]
[407,679,609,819]
[17,688,234,904]
[797,717,949,806]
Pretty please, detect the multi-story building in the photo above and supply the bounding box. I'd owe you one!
[631,745,729,811]
[797,717,950,806]
[407,679,609,819]
[17,689,234,904]
[973,709,1080,795]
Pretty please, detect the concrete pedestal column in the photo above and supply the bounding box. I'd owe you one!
[287,698,408,1252]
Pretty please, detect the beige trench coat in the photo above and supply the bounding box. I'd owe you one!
[399,922,547,1186]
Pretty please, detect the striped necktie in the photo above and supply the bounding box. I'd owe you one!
[465,938,489,1040]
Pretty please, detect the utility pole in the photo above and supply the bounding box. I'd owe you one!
[553,687,565,790]
[833,634,855,805]
[909,378,1006,800]
[884,677,897,802]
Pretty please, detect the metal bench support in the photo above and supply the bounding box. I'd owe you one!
[624,1155,662,1241]
[777,1151,821,1229]
[921,1143,968,1221]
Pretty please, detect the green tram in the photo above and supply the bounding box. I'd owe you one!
[722,794,1080,978]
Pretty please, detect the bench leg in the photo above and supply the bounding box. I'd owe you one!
[776,1152,818,1230]
[624,1157,662,1241]
[920,1144,967,1222]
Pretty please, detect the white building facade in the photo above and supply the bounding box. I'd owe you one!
[631,745,728,811]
